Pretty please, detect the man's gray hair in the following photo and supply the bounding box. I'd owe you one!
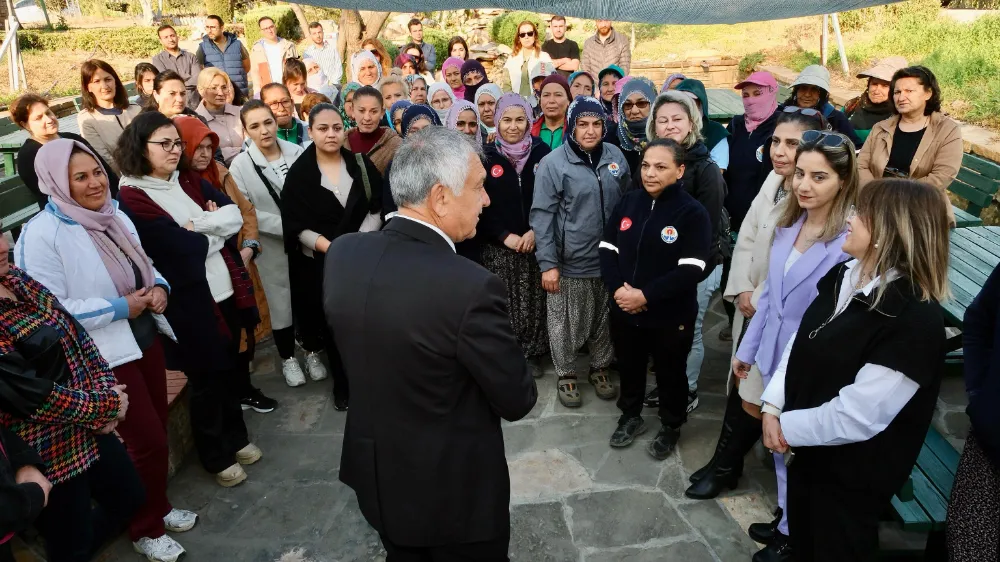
[390,127,484,207]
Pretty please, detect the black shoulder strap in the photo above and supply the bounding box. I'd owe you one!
[252,164,283,207]
[355,153,371,202]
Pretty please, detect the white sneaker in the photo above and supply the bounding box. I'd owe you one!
[163,508,198,532]
[305,352,328,381]
[282,358,307,387]
[215,463,247,487]
[133,535,186,562]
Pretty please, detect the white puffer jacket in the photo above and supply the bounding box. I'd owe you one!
[15,201,176,369]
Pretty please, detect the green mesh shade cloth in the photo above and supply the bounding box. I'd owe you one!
[289,0,900,24]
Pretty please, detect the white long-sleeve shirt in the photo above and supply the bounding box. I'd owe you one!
[760,259,920,447]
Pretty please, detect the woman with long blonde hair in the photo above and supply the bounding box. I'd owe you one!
[761,178,949,560]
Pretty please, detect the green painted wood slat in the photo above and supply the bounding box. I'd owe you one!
[963,153,1000,180]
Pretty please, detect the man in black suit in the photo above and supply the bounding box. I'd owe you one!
[324,127,538,561]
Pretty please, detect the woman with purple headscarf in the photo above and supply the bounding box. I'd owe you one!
[478,93,552,378]
[445,100,482,145]
[15,138,199,561]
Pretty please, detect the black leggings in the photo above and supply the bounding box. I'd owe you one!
[33,435,145,562]
[273,326,296,359]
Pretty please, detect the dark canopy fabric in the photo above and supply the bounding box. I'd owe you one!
[290,0,901,24]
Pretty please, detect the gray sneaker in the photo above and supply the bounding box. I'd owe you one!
[609,416,646,448]
[686,390,699,413]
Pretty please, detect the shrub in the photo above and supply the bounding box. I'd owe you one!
[422,28,451,70]
[838,0,940,33]
[378,37,399,63]
[738,51,766,75]
[13,26,180,57]
[241,6,301,46]
[490,11,546,49]
[205,0,233,22]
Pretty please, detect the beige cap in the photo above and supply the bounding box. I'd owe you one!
[856,56,908,82]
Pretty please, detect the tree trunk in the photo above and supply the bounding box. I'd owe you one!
[288,3,310,39]
[337,9,390,62]
[139,0,154,24]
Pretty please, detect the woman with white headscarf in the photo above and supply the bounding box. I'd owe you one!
[445,100,482,145]
[475,83,503,139]
[427,82,456,123]
[350,51,382,87]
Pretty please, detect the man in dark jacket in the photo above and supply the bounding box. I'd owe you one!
[196,15,251,97]
[324,127,537,560]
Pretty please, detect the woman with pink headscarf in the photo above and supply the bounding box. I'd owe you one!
[440,56,466,99]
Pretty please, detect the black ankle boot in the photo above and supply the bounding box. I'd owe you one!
[748,507,783,544]
[689,388,743,483]
[753,531,793,562]
[684,406,762,500]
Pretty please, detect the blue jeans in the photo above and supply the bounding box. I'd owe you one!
[685,264,722,392]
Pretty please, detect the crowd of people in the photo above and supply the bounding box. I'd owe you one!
[0,12,994,562]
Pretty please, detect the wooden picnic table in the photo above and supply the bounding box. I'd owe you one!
[946,226,1000,328]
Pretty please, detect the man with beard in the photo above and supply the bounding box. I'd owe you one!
[197,15,251,98]
[581,19,631,77]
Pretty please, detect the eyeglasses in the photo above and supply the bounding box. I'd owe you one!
[622,99,651,112]
[147,139,186,153]
[518,31,535,38]
[267,99,293,109]
[801,129,848,148]
[782,106,822,117]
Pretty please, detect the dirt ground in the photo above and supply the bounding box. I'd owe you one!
[0,50,139,104]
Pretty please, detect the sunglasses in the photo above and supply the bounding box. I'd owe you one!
[782,106,822,117]
[622,99,650,112]
[801,129,848,148]
[518,31,535,38]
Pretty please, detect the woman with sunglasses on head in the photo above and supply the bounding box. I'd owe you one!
[282,104,384,410]
[360,38,392,78]
[644,90,727,415]
[477,94,552,377]
[689,110,832,560]
[402,44,436,84]
[691,131,857,562]
[762,178,948,561]
[77,59,142,174]
[116,111,262,488]
[502,21,552,105]
[601,137,712,460]
[857,65,962,226]
[781,65,861,147]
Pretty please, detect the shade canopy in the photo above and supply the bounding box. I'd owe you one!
[290,0,900,24]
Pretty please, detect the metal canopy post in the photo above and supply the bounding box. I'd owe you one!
[831,13,849,75]
[821,14,828,67]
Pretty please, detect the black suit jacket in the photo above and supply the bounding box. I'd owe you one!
[324,216,538,547]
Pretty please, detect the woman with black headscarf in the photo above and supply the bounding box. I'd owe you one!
[616,77,656,173]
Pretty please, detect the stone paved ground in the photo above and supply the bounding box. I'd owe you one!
[92,295,966,562]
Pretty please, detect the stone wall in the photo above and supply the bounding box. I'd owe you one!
[630,57,740,88]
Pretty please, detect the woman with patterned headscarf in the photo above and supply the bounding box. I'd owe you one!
[381,104,442,220]
[477,92,552,379]
[474,83,503,139]
[617,77,657,172]
[349,51,382,87]
[445,100,482,145]
[338,82,361,130]
[426,82,456,123]
[388,99,413,134]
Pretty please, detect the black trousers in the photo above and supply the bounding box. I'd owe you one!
[34,434,145,562]
[295,252,349,401]
[611,315,694,428]
[787,456,882,562]
[187,297,251,474]
[380,534,509,562]
[721,255,735,325]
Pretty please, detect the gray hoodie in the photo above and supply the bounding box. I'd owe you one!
[530,142,632,278]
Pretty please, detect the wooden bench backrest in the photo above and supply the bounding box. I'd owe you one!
[0,176,40,232]
[949,153,1000,217]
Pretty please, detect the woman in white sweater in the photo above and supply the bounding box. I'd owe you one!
[229,100,318,388]
[116,111,263,489]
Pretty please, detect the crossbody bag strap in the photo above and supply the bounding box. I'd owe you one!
[252,164,283,208]
[355,153,371,201]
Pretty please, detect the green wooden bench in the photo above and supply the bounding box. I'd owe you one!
[0,175,40,233]
[949,153,1000,228]
[887,426,958,558]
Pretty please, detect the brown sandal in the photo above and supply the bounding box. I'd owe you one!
[557,376,582,408]
[589,370,618,400]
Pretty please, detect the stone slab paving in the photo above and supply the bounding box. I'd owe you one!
[90,295,907,561]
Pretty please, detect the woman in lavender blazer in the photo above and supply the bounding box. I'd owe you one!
[686,130,860,559]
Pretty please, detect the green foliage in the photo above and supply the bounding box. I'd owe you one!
[838,0,941,33]
[738,51,766,75]
[241,6,301,46]
[14,26,182,57]
[422,28,451,70]
[490,11,546,49]
[942,0,1000,7]
[378,38,399,64]
[204,0,233,22]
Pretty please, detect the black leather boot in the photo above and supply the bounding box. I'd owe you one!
[748,507,783,544]
[684,405,762,500]
[753,531,793,562]
[689,388,743,483]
